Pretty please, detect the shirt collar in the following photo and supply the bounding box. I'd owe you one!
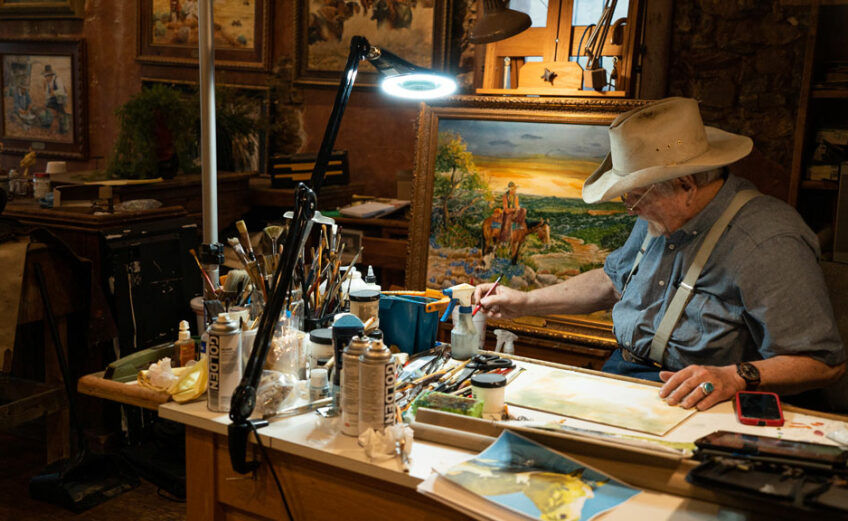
[674,174,752,239]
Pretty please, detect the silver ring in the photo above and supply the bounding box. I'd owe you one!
[699,382,714,396]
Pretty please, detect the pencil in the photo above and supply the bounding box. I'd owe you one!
[472,274,503,317]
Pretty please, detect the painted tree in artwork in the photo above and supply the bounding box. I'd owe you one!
[433,132,490,247]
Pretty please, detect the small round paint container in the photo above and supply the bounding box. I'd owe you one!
[471,373,507,416]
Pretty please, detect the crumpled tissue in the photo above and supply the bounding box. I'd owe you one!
[138,356,208,402]
[357,423,413,461]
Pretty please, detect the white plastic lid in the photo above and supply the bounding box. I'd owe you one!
[310,368,328,387]
[178,320,190,341]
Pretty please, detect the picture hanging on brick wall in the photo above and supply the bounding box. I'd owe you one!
[137,0,271,71]
[0,38,87,159]
[294,0,452,87]
[407,96,647,347]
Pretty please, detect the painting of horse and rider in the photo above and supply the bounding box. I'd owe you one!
[426,118,636,293]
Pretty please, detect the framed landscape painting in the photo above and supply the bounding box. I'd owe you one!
[137,0,271,70]
[406,96,647,346]
[295,0,451,86]
[0,39,87,159]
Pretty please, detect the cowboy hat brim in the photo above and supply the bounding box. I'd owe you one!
[582,126,753,204]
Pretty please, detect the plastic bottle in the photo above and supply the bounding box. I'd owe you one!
[309,367,329,401]
[442,283,478,360]
[363,265,382,292]
[346,267,367,294]
[494,328,518,355]
[176,320,196,367]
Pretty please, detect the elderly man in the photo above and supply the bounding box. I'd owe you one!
[473,97,845,411]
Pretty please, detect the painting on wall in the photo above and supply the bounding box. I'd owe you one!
[506,367,697,436]
[0,0,84,19]
[406,96,646,345]
[137,0,271,70]
[0,39,87,159]
[295,0,451,86]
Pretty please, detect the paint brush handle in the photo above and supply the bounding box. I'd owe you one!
[472,275,503,316]
[236,220,256,261]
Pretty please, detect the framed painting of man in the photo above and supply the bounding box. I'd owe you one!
[137,0,271,70]
[406,96,647,347]
[0,39,87,159]
[294,0,452,86]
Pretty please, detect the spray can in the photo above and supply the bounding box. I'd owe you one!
[341,336,371,436]
[358,338,396,434]
[207,312,242,413]
[331,314,364,411]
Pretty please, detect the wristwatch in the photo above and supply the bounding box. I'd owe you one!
[736,362,761,390]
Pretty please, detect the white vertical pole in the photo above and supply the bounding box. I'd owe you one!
[198,0,219,287]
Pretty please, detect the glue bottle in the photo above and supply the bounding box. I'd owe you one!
[176,320,196,367]
[441,283,478,360]
[363,265,381,292]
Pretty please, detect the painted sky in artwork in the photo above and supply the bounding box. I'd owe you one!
[438,119,610,197]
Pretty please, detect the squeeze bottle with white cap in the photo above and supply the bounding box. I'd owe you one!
[441,283,477,360]
[176,319,195,367]
[363,265,381,292]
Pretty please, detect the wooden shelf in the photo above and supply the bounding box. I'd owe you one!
[812,88,848,98]
[801,179,840,190]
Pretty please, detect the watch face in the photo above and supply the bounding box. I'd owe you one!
[738,362,760,382]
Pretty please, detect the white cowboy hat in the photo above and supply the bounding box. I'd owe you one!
[582,97,753,204]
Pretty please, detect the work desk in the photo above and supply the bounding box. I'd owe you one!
[152,358,848,521]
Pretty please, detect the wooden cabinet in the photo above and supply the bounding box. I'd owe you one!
[789,0,848,256]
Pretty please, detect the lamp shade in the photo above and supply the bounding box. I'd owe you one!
[366,46,457,99]
[469,0,532,44]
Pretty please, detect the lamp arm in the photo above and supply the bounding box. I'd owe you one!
[228,35,371,475]
[311,35,372,193]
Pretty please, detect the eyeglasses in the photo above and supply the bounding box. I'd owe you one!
[622,184,656,212]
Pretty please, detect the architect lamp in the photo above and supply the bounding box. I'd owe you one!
[228,36,456,475]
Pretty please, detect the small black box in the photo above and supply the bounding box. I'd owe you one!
[270,150,349,189]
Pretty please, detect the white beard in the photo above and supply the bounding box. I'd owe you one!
[646,219,668,238]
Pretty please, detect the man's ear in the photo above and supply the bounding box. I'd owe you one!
[676,175,696,192]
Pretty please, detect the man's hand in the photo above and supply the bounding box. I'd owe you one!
[658,365,745,410]
[472,283,528,320]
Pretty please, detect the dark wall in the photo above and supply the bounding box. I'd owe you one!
[667,0,813,200]
[0,0,813,202]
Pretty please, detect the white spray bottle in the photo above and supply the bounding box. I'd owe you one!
[441,283,477,360]
[494,328,518,355]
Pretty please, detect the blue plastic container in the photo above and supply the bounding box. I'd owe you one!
[378,294,440,355]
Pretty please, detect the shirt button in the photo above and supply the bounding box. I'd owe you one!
[625,341,631,347]
[658,280,665,286]
[668,244,675,250]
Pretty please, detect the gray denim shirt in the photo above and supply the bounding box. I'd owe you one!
[604,174,845,370]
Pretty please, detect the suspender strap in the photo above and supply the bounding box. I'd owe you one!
[648,189,761,364]
[622,234,654,295]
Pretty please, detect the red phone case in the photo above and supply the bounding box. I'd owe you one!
[735,391,784,427]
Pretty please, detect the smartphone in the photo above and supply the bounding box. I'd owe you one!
[695,430,848,468]
[735,391,784,427]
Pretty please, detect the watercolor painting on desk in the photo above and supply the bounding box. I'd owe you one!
[506,367,696,436]
[440,430,640,521]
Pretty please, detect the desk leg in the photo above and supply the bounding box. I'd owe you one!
[186,426,224,521]
[44,315,70,463]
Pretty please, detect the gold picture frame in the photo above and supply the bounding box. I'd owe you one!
[406,95,647,349]
[137,0,271,70]
[294,0,452,87]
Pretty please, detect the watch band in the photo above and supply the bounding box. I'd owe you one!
[736,362,761,390]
